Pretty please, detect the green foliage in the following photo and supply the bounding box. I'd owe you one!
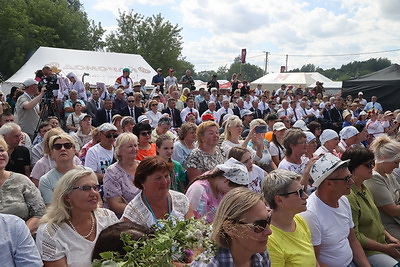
[106,11,183,76]
[0,0,105,79]
[92,217,216,267]
[227,56,264,82]
[289,58,392,81]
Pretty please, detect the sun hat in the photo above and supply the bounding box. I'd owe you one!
[293,120,309,131]
[215,158,249,185]
[305,132,316,143]
[339,126,359,140]
[137,115,150,123]
[273,122,287,131]
[319,129,338,145]
[311,153,350,187]
[23,78,38,88]
[240,109,253,118]
[342,110,352,119]
[78,113,92,123]
[98,123,117,132]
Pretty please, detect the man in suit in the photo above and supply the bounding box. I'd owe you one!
[95,99,119,126]
[162,98,182,128]
[250,99,263,119]
[120,96,143,123]
[198,92,211,116]
[86,90,104,125]
[233,98,245,118]
[215,94,223,111]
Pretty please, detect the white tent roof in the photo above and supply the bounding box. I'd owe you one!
[250,72,333,91]
[1,46,156,93]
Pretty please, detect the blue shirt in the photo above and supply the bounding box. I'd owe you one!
[0,214,43,266]
[364,101,382,112]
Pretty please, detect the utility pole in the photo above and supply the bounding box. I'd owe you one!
[263,51,269,75]
[285,54,288,72]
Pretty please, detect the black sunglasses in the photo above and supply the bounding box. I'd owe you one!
[128,100,135,103]
[140,131,151,136]
[363,160,375,169]
[279,188,306,198]
[328,175,353,183]
[72,184,101,192]
[235,214,272,233]
[104,134,119,139]
[53,143,73,150]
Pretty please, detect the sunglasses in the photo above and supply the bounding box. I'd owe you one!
[104,134,119,139]
[72,184,101,192]
[53,143,73,150]
[140,131,151,136]
[363,160,375,169]
[151,104,158,106]
[128,100,135,103]
[235,214,272,233]
[284,187,307,199]
[328,174,353,184]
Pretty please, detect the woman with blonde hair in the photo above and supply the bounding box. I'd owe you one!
[133,92,145,112]
[145,100,163,128]
[262,169,317,267]
[365,135,400,240]
[192,187,272,266]
[180,87,191,103]
[184,121,225,182]
[103,133,140,217]
[36,169,118,266]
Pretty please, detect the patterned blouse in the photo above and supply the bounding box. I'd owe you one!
[183,148,225,174]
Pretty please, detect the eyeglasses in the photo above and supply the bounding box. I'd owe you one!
[140,131,151,136]
[151,104,158,106]
[128,100,135,103]
[104,134,119,139]
[53,143,73,150]
[296,141,307,146]
[279,188,306,199]
[328,175,353,183]
[235,214,272,233]
[363,160,375,169]
[72,184,101,192]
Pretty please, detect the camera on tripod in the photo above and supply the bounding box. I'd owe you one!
[38,74,59,100]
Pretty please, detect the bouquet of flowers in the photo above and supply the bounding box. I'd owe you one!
[92,217,217,266]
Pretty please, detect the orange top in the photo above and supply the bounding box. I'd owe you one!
[264,131,273,142]
[136,143,157,160]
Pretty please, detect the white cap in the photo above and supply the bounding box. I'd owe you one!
[138,115,150,123]
[340,126,359,140]
[305,132,316,143]
[23,78,38,88]
[293,120,309,131]
[320,129,338,145]
[215,158,249,185]
[98,123,117,132]
[310,154,350,187]
[273,122,287,131]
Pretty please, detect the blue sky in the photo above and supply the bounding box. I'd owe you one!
[80,0,400,74]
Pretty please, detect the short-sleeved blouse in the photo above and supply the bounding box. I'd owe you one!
[183,148,225,173]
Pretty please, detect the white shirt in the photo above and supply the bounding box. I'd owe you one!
[84,143,114,175]
[146,111,164,128]
[308,108,322,119]
[244,100,253,110]
[215,107,233,123]
[277,107,293,118]
[258,101,269,112]
[180,107,201,124]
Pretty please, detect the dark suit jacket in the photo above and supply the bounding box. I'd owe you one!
[233,106,241,117]
[120,106,143,123]
[331,107,343,123]
[216,101,222,111]
[95,108,119,126]
[198,100,209,116]
[162,107,182,128]
[250,107,263,119]
[322,108,333,122]
[86,99,104,125]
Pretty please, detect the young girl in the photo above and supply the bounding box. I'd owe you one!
[155,135,187,193]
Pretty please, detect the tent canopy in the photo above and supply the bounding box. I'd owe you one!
[250,72,334,91]
[1,46,156,93]
[342,64,400,112]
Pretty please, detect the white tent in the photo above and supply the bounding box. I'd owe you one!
[1,46,156,94]
[250,72,334,91]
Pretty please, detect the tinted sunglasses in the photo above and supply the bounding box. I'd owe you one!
[128,100,135,103]
[279,188,306,199]
[151,104,158,106]
[140,131,151,136]
[105,134,119,139]
[72,184,101,192]
[328,174,353,183]
[364,160,375,169]
[235,214,272,233]
[53,143,73,150]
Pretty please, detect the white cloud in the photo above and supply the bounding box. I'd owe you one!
[92,0,175,16]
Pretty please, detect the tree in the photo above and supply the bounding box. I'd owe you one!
[0,0,104,79]
[227,56,264,82]
[106,11,183,75]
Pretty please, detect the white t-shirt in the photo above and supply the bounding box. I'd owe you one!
[269,142,285,160]
[165,76,178,88]
[300,193,354,267]
[84,143,114,174]
[248,164,265,193]
[278,156,309,175]
[36,208,118,267]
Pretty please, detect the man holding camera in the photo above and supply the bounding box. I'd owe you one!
[15,79,46,141]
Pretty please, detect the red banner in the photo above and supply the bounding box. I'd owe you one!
[241,49,247,64]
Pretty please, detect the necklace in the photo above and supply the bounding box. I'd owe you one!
[68,212,95,239]
[143,194,171,227]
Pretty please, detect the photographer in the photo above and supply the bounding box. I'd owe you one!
[15,79,47,141]
[312,81,325,96]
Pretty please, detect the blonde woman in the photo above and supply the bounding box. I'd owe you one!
[36,169,118,266]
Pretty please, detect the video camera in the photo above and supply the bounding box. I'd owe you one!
[38,74,59,100]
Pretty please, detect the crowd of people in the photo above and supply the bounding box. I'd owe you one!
[2,65,400,266]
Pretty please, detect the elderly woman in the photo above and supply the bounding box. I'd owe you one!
[36,169,118,266]
[121,116,135,133]
[122,156,193,228]
[31,128,81,186]
[270,122,287,166]
[71,114,93,151]
[184,121,225,182]
[364,135,400,240]
[103,133,140,217]
[262,169,317,266]
[248,118,277,172]
[151,116,175,143]
[133,92,146,112]
[0,137,45,233]
[39,133,84,205]
[155,135,187,193]
[305,132,318,158]
[133,122,156,160]
[172,122,197,165]
[112,114,123,134]
[66,102,84,133]
[146,100,163,128]
[314,129,342,158]
[186,157,249,223]
[66,72,87,101]
[342,147,400,266]
[228,147,266,193]
[191,187,272,266]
